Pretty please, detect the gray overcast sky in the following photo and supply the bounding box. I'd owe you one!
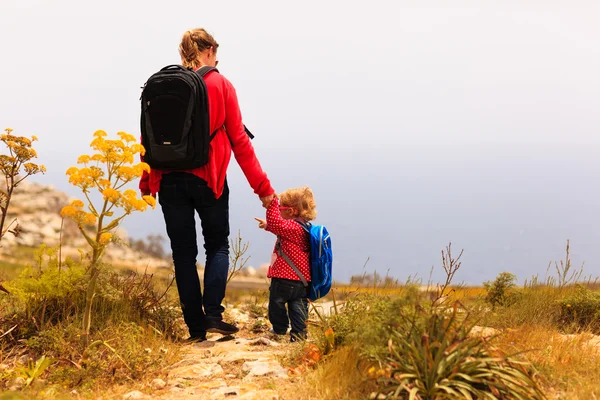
[1,1,599,284]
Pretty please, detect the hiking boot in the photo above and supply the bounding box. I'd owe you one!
[205,319,239,335]
[185,332,207,343]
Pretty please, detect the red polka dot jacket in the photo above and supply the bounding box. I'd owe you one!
[265,197,311,282]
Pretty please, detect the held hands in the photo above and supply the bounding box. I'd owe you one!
[260,193,276,208]
[256,192,275,228]
[254,217,267,230]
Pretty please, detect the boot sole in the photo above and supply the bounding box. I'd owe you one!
[207,327,239,335]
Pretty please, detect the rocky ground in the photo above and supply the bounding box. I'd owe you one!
[79,303,340,400]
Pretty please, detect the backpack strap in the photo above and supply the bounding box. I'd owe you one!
[295,220,311,232]
[195,66,254,143]
[275,236,308,287]
[243,125,254,139]
[196,65,219,77]
[195,66,221,142]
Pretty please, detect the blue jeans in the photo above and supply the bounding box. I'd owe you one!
[158,172,229,337]
[268,278,309,341]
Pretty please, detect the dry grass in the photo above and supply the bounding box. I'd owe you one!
[279,345,377,400]
[494,324,600,399]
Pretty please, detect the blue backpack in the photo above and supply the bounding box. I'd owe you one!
[275,221,333,301]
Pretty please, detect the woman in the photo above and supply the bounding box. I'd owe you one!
[140,28,275,342]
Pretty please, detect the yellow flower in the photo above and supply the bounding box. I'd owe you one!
[91,154,106,162]
[117,131,136,143]
[134,199,148,211]
[98,179,111,189]
[71,199,85,208]
[94,130,107,138]
[99,233,113,245]
[66,166,79,175]
[121,150,134,164]
[143,195,156,209]
[123,189,137,198]
[130,144,145,156]
[117,166,136,181]
[77,155,91,164]
[31,135,38,141]
[133,163,150,176]
[60,205,77,218]
[102,188,120,203]
[82,213,97,226]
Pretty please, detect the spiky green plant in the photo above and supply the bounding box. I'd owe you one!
[374,303,546,400]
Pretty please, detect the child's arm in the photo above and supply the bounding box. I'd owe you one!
[254,217,267,229]
[264,197,302,240]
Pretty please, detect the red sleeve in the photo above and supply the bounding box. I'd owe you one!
[139,172,150,193]
[265,197,304,241]
[222,77,274,198]
[139,135,150,192]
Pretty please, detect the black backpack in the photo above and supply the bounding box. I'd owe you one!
[140,64,253,170]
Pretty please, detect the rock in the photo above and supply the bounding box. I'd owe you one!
[227,308,250,324]
[151,378,166,389]
[241,360,289,379]
[16,355,30,365]
[237,390,279,400]
[123,390,146,399]
[0,177,170,271]
[256,264,270,278]
[237,383,260,394]
[8,376,25,391]
[249,337,280,347]
[218,351,272,363]
[169,363,224,379]
[469,326,500,338]
[195,379,227,390]
[210,386,240,399]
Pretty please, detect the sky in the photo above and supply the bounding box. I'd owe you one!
[1,0,599,285]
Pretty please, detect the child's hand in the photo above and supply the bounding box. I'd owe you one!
[254,217,267,230]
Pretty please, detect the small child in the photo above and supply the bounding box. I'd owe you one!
[255,186,317,342]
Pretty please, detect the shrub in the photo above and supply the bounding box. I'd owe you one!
[558,284,600,333]
[483,272,519,309]
[373,303,546,400]
[2,244,185,347]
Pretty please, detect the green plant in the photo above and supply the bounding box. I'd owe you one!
[0,128,46,295]
[5,245,87,337]
[558,284,600,332]
[60,130,155,344]
[374,303,546,400]
[483,272,518,309]
[15,355,52,387]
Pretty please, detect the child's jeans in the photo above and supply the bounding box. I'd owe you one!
[268,278,309,341]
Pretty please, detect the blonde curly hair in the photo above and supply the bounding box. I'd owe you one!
[279,186,317,221]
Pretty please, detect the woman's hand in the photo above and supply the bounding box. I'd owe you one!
[254,217,267,229]
[260,193,277,208]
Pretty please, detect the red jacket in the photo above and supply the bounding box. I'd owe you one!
[139,69,274,199]
[265,197,311,282]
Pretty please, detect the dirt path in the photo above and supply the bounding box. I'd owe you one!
[117,309,307,400]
